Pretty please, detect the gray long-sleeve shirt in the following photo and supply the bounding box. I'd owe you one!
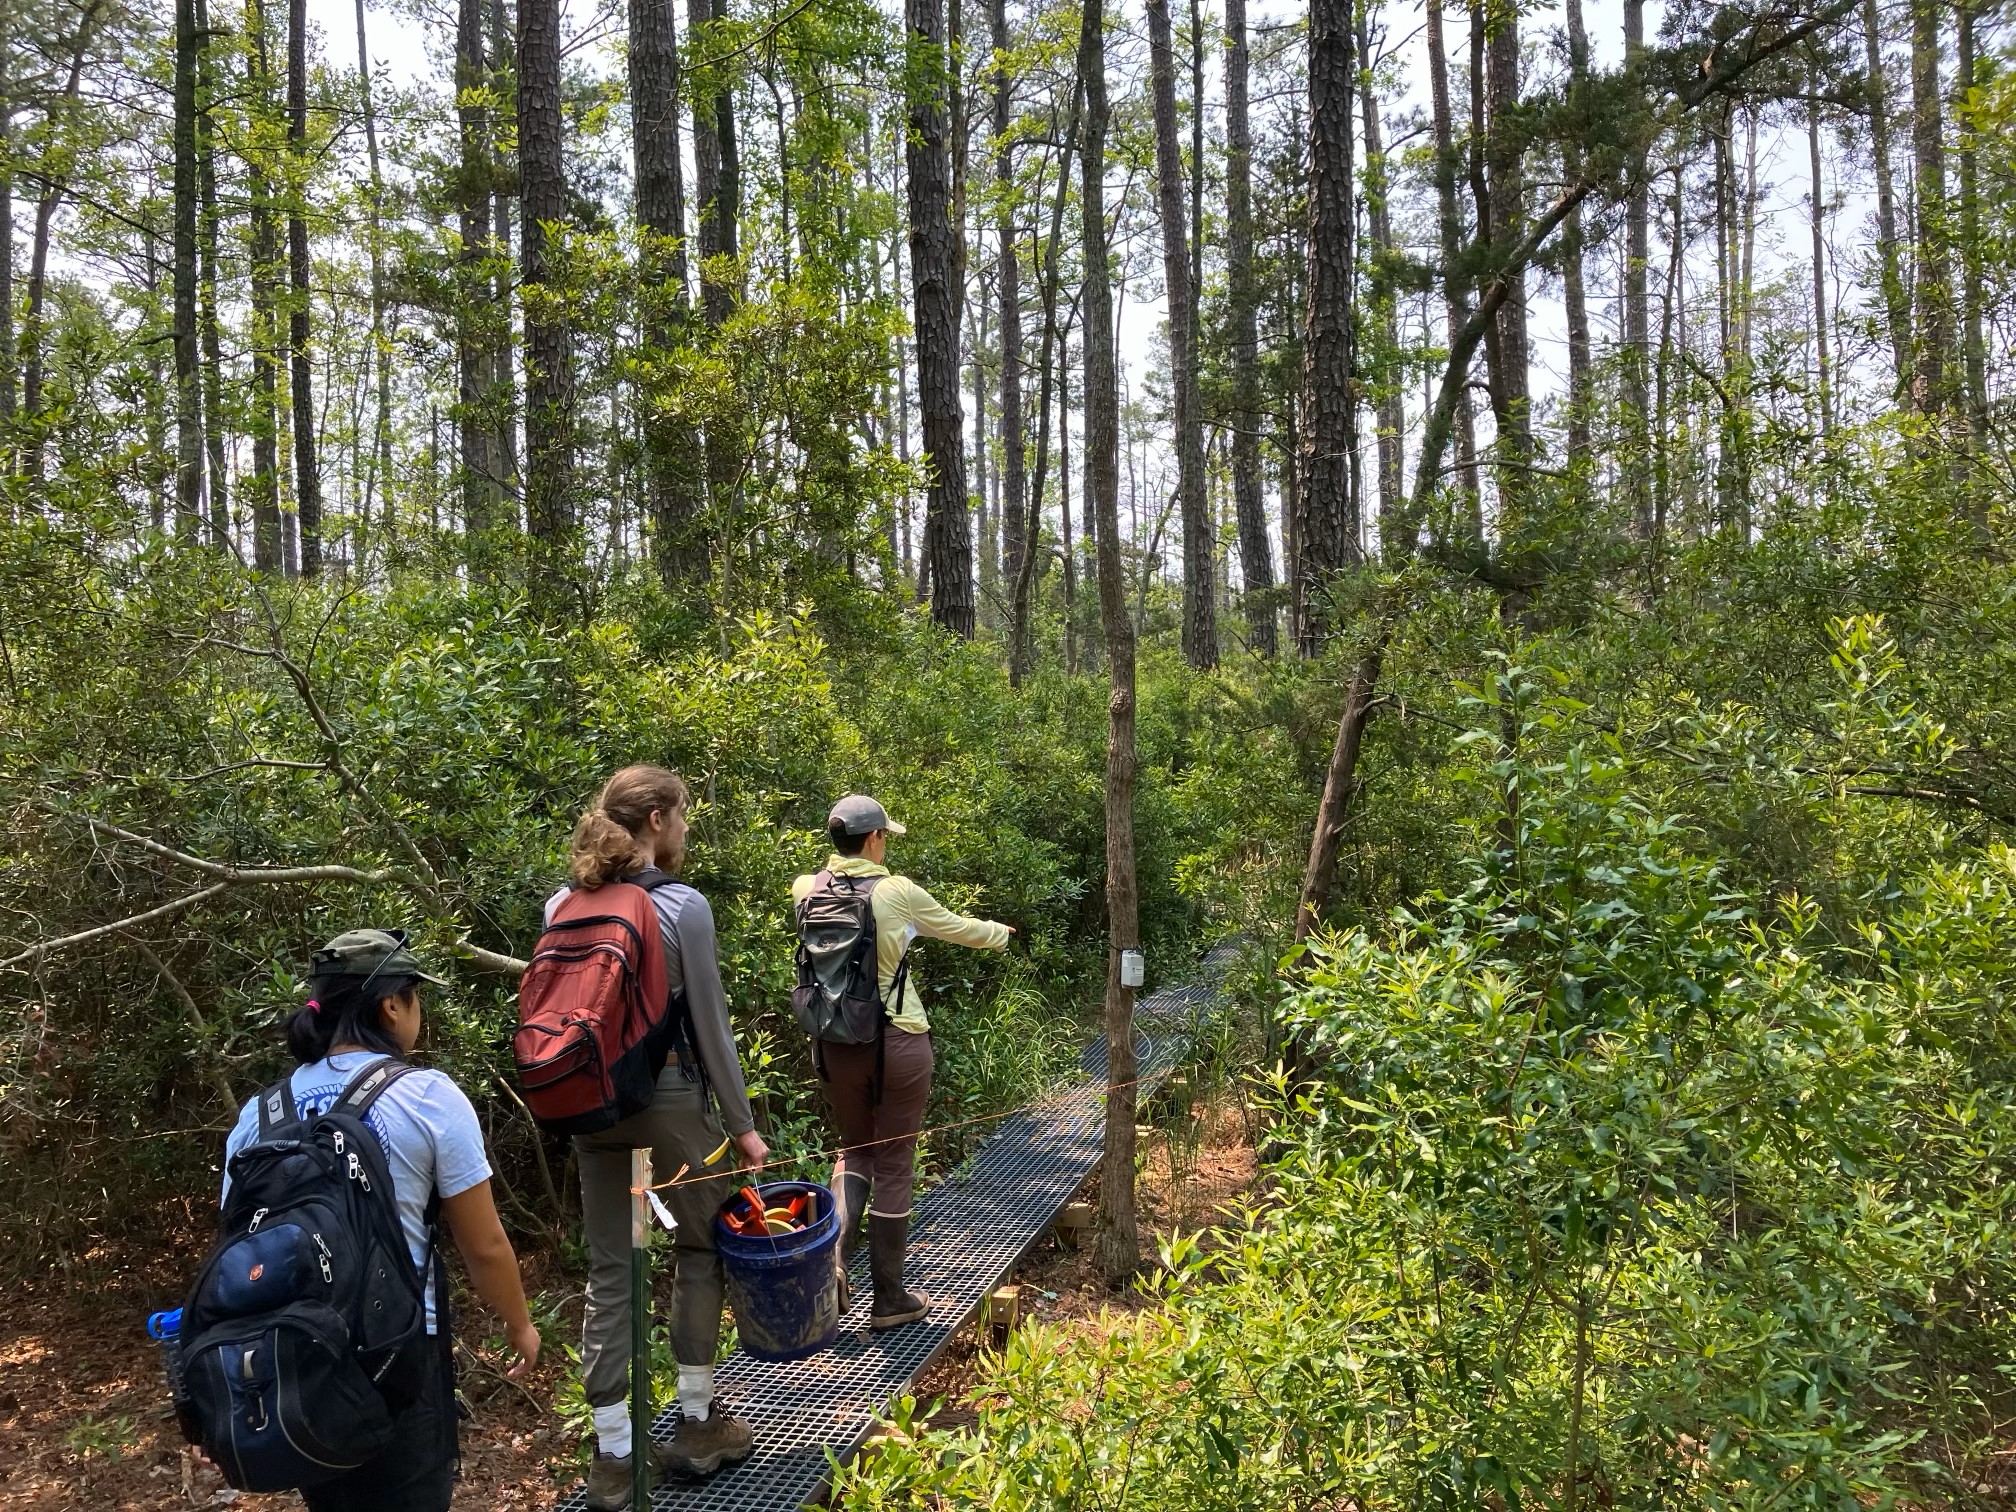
[543,878,757,1136]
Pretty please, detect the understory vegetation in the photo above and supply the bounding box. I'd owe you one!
[840,472,2016,1508]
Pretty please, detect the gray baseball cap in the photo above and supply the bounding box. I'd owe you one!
[310,928,448,987]
[828,794,907,837]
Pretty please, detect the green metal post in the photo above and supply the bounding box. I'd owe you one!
[631,1148,652,1510]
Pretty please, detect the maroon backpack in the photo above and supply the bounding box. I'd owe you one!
[515,870,698,1135]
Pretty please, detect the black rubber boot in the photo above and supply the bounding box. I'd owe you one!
[833,1172,870,1311]
[867,1214,932,1329]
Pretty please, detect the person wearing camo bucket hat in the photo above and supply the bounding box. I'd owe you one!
[202,927,540,1512]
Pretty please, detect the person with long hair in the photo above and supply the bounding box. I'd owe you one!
[552,765,767,1509]
[215,929,539,1512]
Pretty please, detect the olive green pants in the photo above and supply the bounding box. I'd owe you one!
[575,1064,734,1407]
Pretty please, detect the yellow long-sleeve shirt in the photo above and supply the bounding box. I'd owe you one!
[790,854,1011,1034]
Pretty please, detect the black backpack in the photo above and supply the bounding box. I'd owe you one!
[792,872,911,1097]
[177,1059,439,1492]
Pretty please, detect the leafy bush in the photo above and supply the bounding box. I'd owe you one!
[841,666,2016,1510]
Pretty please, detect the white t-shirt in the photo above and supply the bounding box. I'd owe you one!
[221,1052,492,1332]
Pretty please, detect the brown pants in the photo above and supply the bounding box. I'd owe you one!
[822,1027,933,1219]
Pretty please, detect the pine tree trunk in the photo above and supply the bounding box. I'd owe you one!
[907,0,975,637]
[630,0,703,587]
[1355,8,1404,557]
[1424,0,1480,548]
[1296,0,1359,652]
[1061,344,1077,674]
[993,0,1028,641]
[246,0,283,571]
[355,0,392,537]
[22,1,95,484]
[174,0,206,540]
[1561,0,1592,469]
[1079,0,1139,1286]
[489,0,517,496]
[1808,95,1832,439]
[1623,0,1651,537]
[1481,0,1532,536]
[455,0,499,547]
[691,0,741,556]
[1908,0,1953,420]
[192,0,229,545]
[1146,0,1215,666]
[1955,0,1987,455]
[0,0,14,441]
[1223,0,1275,652]
[518,0,576,574]
[286,0,322,574]
[1863,0,1911,394]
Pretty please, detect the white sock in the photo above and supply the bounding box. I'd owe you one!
[592,1402,633,1460]
[677,1364,714,1422]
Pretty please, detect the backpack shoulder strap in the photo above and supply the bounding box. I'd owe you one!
[333,1057,416,1124]
[631,866,677,892]
[253,1075,300,1142]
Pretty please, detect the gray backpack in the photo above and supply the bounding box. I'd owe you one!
[791,871,909,1047]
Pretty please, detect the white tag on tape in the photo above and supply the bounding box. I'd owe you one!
[647,1189,679,1233]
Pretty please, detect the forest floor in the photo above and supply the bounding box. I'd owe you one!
[0,1091,1259,1511]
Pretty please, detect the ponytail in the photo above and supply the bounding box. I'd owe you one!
[569,765,689,889]
[286,972,417,1064]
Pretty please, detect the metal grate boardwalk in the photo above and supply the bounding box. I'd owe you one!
[553,944,1237,1512]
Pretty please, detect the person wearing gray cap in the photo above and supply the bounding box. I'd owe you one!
[791,795,1013,1328]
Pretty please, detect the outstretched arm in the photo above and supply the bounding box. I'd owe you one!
[440,1181,540,1376]
[900,879,1014,950]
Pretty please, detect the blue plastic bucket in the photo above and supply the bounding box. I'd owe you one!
[714,1181,841,1362]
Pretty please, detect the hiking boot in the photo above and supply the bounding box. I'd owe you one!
[658,1407,755,1477]
[868,1213,933,1330]
[584,1450,650,1511]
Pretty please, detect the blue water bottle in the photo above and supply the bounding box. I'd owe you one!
[146,1308,188,1406]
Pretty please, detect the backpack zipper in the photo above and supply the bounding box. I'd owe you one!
[248,1207,268,1233]
[313,1233,333,1285]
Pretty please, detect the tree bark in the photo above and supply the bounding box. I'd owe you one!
[1623,0,1651,537]
[690,0,741,558]
[1147,0,1215,666]
[455,0,500,546]
[1561,0,1592,468]
[1296,0,1359,652]
[630,0,704,587]
[196,0,229,545]
[1955,0,1987,455]
[1807,93,1832,439]
[519,0,576,576]
[355,0,393,538]
[22,0,97,484]
[1295,628,1387,938]
[907,0,975,636]
[0,0,14,440]
[286,0,322,574]
[993,0,1028,637]
[1480,0,1533,535]
[246,0,283,571]
[1081,0,1139,1285]
[1356,8,1404,557]
[1907,0,1953,420]
[1424,0,1480,548]
[174,0,206,540]
[488,0,517,496]
[1223,0,1276,653]
[1863,0,1911,393]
